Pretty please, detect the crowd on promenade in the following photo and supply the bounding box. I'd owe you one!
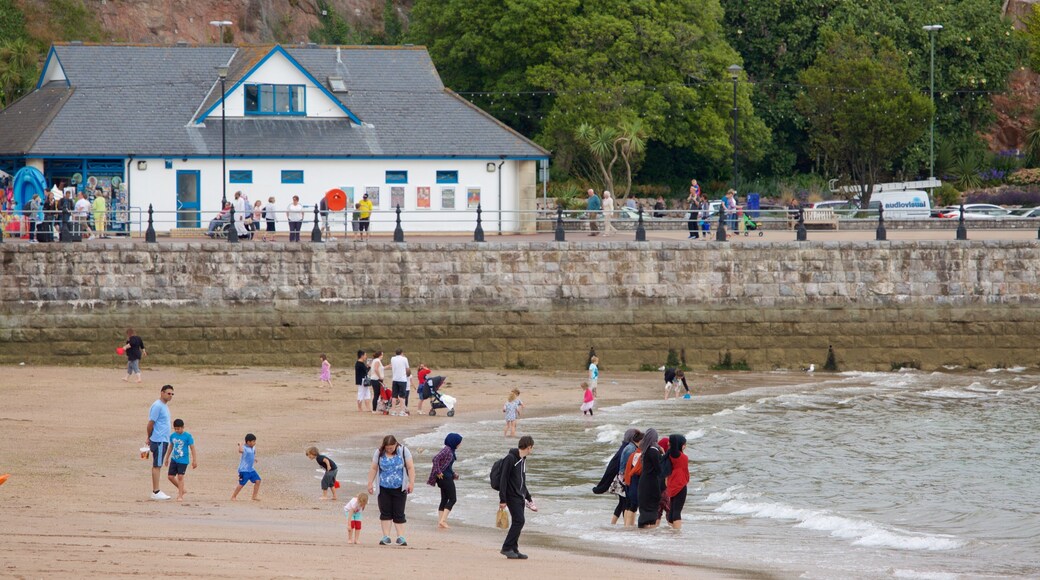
[1,181,115,242]
[206,190,376,242]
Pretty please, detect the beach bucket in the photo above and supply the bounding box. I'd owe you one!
[116,347,125,355]
[0,473,9,486]
[139,447,149,459]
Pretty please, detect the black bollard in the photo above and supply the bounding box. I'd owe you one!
[145,204,157,243]
[393,205,404,242]
[715,205,727,241]
[474,204,485,242]
[635,206,646,242]
[0,217,4,243]
[311,206,322,242]
[60,207,71,243]
[956,203,968,241]
[796,208,807,241]
[554,207,565,242]
[875,204,887,241]
[228,205,238,243]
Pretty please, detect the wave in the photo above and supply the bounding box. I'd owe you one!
[685,429,706,440]
[920,388,982,400]
[712,499,964,552]
[987,366,1028,373]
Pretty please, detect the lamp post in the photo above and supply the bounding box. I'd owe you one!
[727,64,742,191]
[210,20,233,46]
[216,65,228,207]
[923,25,943,188]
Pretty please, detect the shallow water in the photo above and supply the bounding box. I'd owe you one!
[329,370,1040,578]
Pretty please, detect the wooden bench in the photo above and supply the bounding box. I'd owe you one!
[167,228,209,238]
[802,208,839,230]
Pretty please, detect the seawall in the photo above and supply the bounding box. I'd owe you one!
[1,240,1038,371]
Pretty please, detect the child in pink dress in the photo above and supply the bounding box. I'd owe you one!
[580,381,595,416]
[319,353,333,388]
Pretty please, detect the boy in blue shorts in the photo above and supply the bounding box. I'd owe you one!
[163,418,197,501]
[231,433,261,501]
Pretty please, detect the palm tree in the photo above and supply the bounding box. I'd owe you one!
[0,38,39,107]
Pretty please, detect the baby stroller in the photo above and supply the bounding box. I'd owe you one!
[742,213,764,237]
[420,376,456,417]
[376,382,394,415]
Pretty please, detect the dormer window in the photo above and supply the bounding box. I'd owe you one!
[244,83,306,116]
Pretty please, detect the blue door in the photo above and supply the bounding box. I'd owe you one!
[175,170,200,228]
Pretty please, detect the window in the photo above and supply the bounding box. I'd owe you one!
[385,170,408,184]
[229,170,253,184]
[243,83,305,116]
[281,170,304,184]
[436,170,458,184]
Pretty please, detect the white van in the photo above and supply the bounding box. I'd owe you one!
[864,190,931,220]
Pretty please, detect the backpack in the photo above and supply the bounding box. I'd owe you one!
[489,456,506,491]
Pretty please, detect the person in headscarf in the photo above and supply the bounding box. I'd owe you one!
[592,428,641,525]
[637,428,663,528]
[657,437,673,521]
[621,430,645,526]
[665,434,690,530]
[428,432,463,529]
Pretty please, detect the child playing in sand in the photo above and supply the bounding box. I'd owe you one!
[163,418,197,501]
[503,388,524,437]
[231,433,261,501]
[580,381,595,416]
[306,446,339,500]
[343,492,369,544]
[588,355,600,396]
[319,353,333,388]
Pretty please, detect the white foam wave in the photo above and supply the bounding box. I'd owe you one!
[685,429,706,441]
[713,408,735,416]
[1024,385,1039,392]
[986,366,1027,373]
[892,570,959,580]
[714,500,964,552]
[965,384,1003,395]
[921,388,981,399]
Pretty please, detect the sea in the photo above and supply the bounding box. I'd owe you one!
[326,369,1040,579]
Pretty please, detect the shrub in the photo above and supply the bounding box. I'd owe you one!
[1008,168,1040,186]
[935,183,961,206]
[710,350,750,371]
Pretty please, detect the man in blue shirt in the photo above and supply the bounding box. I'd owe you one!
[586,189,602,236]
[146,384,174,500]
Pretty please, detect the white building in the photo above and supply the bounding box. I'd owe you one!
[0,43,549,234]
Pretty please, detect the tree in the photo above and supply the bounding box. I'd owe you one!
[796,29,932,207]
[0,38,38,107]
[575,118,647,198]
[382,0,403,44]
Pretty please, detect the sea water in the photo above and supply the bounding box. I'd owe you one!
[330,370,1040,578]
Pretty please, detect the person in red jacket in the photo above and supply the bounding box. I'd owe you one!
[664,434,690,530]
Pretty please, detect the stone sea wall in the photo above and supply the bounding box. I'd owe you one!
[1,241,1038,371]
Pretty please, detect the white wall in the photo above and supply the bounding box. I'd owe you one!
[127,157,526,233]
[217,51,347,119]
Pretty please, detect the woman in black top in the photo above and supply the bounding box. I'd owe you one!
[41,191,58,242]
[637,428,663,528]
[355,350,369,412]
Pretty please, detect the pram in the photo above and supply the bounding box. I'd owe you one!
[742,213,759,231]
[376,382,394,415]
[420,376,456,417]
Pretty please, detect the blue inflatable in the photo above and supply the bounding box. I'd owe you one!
[12,166,47,212]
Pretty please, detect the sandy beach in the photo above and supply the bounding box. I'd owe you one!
[0,364,805,579]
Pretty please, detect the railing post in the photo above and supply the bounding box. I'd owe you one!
[0,216,4,243]
[60,207,71,243]
[796,207,807,241]
[311,205,322,242]
[393,205,404,242]
[145,204,157,243]
[554,207,565,242]
[956,203,968,241]
[228,205,238,243]
[635,206,646,242]
[474,204,485,242]
[875,204,887,241]
[715,204,727,241]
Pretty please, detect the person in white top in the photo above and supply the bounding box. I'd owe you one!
[263,196,277,242]
[232,191,249,239]
[287,195,304,242]
[74,192,94,239]
[602,190,616,237]
[368,351,385,414]
[389,349,411,416]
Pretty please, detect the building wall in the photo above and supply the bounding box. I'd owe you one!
[127,157,528,232]
[1,241,1038,370]
[215,51,347,119]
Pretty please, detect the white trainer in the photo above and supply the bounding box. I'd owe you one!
[151,491,171,500]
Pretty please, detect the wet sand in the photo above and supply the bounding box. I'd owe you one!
[0,364,808,578]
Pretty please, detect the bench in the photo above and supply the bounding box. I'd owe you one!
[167,228,209,238]
[802,208,839,230]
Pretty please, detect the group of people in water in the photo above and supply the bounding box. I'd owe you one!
[595,428,690,529]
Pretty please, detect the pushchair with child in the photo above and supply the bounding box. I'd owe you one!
[376,382,394,415]
[420,376,456,417]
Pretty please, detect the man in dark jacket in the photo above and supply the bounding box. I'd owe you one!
[498,435,535,559]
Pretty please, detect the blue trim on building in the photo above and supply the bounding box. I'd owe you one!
[229,170,253,184]
[436,170,459,184]
[244,83,306,116]
[26,154,550,161]
[385,170,408,184]
[196,46,362,124]
[35,47,71,89]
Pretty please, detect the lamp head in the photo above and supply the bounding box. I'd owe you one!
[216,65,229,80]
[727,64,742,80]
[210,20,233,27]
[923,24,943,32]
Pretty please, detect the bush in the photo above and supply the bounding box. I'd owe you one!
[1008,168,1040,186]
[964,186,1040,206]
[935,183,961,206]
[710,350,750,371]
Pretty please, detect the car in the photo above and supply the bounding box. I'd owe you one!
[1011,206,1040,219]
[936,204,1012,219]
[810,200,858,216]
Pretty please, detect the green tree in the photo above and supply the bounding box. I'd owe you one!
[310,0,369,44]
[0,38,38,107]
[1024,4,1040,73]
[797,29,932,207]
[575,118,648,198]
[382,0,404,44]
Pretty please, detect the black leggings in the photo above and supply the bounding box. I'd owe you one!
[371,380,383,412]
[667,487,688,523]
[377,487,407,524]
[437,477,457,511]
[613,494,626,518]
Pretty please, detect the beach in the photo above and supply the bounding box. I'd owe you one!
[0,364,778,579]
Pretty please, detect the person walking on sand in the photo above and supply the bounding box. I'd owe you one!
[146,384,174,500]
[499,435,537,560]
[637,428,664,528]
[231,433,261,501]
[367,435,415,546]
[389,348,410,416]
[306,446,338,500]
[319,353,333,388]
[344,492,369,544]
[355,350,371,412]
[368,351,385,414]
[428,432,462,529]
[503,389,524,437]
[123,328,146,383]
[162,418,197,501]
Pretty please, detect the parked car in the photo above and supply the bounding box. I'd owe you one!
[936,204,1012,219]
[1011,206,1040,219]
[810,199,858,216]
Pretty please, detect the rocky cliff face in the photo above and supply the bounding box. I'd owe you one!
[17,0,408,45]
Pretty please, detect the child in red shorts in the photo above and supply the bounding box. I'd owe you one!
[344,492,369,544]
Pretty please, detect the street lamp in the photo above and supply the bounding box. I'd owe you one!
[923,24,943,184]
[210,20,233,46]
[216,65,228,207]
[727,64,742,191]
